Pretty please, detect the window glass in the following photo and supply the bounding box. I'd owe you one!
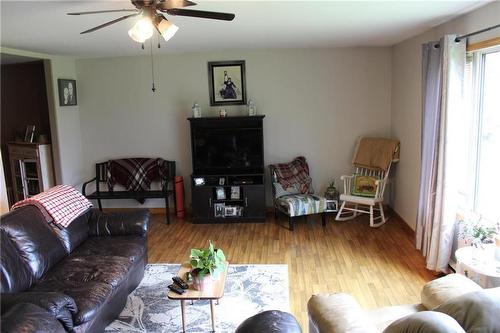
[476,50,500,220]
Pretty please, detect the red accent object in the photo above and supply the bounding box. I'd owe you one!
[174,176,185,218]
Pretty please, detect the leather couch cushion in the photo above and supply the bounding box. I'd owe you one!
[421,274,482,309]
[0,206,66,280]
[235,310,301,333]
[435,288,500,333]
[32,255,134,325]
[366,304,425,332]
[50,209,91,254]
[383,311,465,333]
[1,229,35,293]
[72,235,146,262]
[38,255,133,288]
[1,302,66,333]
[308,293,377,333]
[32,279,114,325]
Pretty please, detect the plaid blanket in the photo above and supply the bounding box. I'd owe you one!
[107,158,170,194]
[11,185,93,228]
[270,156,312,194]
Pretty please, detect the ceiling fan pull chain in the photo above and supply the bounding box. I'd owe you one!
[150,39,156,92]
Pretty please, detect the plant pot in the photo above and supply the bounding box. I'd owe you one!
[192,273,215,291]
[325,188,338,200]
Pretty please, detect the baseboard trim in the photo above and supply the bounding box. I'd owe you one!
[387,206,415,239]
[102,207,188,215]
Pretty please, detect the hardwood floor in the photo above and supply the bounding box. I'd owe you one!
[147,212,435,330]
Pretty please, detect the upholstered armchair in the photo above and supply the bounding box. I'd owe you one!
[269,156,327,231]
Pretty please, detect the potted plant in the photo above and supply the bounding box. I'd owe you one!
[325,180,339,200]
[458,214,498,262]
[189,241,226,291]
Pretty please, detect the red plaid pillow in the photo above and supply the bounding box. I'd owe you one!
[271,156,312,194]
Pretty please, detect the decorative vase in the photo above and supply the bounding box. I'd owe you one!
[471,244,483,263]
[192,273,214,291]
[192,103,201,118]
[247,99,257,116]
[325,182,339,200]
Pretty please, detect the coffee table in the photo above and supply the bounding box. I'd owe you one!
[167,262,229,332]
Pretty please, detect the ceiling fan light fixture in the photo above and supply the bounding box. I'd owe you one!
[128,16,154,42]
[156,18,179,42]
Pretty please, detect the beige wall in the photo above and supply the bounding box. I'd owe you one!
[76,47,392,207]
[390,1,500,229]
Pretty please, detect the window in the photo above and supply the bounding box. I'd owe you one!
[462,46,500,221]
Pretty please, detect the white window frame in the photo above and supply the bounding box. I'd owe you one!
[467,45,500,216]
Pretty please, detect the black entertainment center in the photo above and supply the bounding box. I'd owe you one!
[189,116,266,223]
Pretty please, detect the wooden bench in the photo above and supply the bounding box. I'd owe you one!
[82,161,176,224]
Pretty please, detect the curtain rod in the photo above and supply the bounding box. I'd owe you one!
[455,23,500,42]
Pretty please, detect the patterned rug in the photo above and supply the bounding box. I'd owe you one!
[105,264,289,333]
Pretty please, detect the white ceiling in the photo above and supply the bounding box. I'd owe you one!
[0,0,490,58]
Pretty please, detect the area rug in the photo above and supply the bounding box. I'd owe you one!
[105,264,289,333]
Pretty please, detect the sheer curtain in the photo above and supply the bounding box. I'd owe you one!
[416,35,466,272]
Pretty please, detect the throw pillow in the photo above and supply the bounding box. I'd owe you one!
[383,311,465,333]
[274,183,301,198]
[434,288,500,333]
[271,157,312,194]
[351,174,378,197]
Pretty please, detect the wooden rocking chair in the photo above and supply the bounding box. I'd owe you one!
[335,137,399,228]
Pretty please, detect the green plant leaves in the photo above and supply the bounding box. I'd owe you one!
[189,240,226,277]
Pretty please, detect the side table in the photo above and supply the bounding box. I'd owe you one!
[167,262,229,332]
[455,246,500,288]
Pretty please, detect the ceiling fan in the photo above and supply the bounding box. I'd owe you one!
[68,0,235,43]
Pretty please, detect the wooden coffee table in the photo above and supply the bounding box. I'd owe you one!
[167,262,229,332]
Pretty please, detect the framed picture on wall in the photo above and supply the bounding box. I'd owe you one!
[57,79,77,106]
[208,60,246,106]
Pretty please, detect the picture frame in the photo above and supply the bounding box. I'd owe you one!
[57,79,77,106]
[224,206,237,217]
[208,60,246,106]
[325,199,338,212]
[215,186,226,200]
[24,125,36,143]
[214,203,225,217]
[230,186,240,200]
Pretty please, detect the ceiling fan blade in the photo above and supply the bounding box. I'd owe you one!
[68,9,139,15]
[158,0,197,10]
[166,8,235,21]
[80,13,140,34]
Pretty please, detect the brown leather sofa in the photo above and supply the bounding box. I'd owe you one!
[0,205,149,332]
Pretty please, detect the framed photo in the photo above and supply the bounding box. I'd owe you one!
[325,199,338,212]
[224,206,237,217]
[215,187,226,200]
[208,60,246,106]
[58,79,77,106]
[230,186,240,200]
[214,203,225,217]
[24,125,36,143]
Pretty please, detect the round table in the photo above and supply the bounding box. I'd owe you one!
[455,246,500,288]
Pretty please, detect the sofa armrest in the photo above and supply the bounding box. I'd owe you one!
[88,208,150,237]
[421,273,482,309]
[1,303,66,333]
[308,293,377,333]
[1,291,77,331]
